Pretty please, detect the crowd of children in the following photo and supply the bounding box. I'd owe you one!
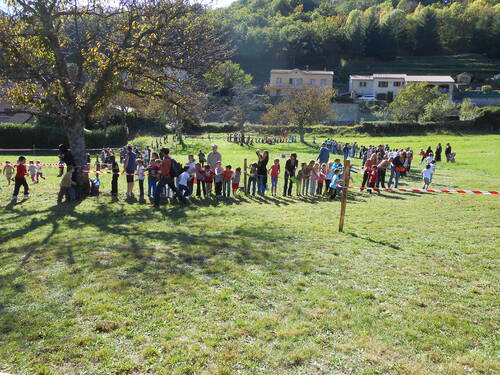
[3,138,447,204]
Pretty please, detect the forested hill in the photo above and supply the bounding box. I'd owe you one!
[212,0,500,84]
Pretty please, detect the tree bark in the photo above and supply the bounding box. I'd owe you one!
[239,122,245,145]
[63,116,90,197]
[298,123,305,143]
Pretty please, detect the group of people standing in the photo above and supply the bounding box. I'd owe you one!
[5,138,453,205]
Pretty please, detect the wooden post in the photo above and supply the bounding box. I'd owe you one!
[243,158,248,194]
[338,159,351,232]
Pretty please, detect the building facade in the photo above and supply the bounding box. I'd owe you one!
[265,69,334,96]
[349,74,455,100]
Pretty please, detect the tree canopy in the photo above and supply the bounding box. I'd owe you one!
[0,0,228,167]
[211,0,500,82]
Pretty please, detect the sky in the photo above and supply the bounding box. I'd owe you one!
[0,0,237,10]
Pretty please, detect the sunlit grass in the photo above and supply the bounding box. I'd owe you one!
[0,133,499,374]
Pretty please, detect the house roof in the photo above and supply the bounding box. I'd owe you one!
[271,69,334,76]
[350,75,373,80]
[349,74,455,83]
[373,74,406,79]
[406,75,455,83]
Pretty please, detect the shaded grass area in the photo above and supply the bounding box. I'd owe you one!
[0,134,499,375]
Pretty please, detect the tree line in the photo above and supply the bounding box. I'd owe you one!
[212,0,500,80]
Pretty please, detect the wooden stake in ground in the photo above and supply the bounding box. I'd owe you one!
[243,158,248,194]
[338,159,351,232]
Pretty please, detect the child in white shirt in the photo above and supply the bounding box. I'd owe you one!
[422,164,432,189]
[178,166,190,197]
[137,159,145,197]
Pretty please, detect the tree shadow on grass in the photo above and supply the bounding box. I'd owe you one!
[345,231,402,251]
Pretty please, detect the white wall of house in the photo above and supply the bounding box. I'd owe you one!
[349,80,373,96]
[372,79,405,99]
[349,75,455,101]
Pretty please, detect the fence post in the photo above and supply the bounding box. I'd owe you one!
[243,158,248,194]
[338,159,351,232]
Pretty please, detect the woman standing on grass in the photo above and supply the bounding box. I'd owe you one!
[361,153,377,190]
[256,150,269,196]
[283,153,298,196]
[110,155,119,197]
[377,156,390,189]
[435,143,442,162]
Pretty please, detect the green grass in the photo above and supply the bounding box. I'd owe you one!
[1,133,499,375]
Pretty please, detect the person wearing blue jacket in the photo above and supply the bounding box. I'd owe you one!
[317,143,330,164]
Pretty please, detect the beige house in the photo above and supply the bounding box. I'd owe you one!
[265,69,334,96]
[349,74,455,101]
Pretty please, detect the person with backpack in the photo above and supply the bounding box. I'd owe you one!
[152,148,187,208]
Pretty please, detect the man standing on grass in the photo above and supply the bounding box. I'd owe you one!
[207,144,222,169]
[152,148,186,208]
[123,145,136,197]
[317,143,330,165]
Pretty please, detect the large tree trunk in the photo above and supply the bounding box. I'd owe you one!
[239,122,245,145]
[298,123,305,143]
[63,116,90,197]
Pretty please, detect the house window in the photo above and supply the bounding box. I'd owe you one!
[309,79,316,85]
[359,82,367,87]
[320,79,327,86]
[289,78,293,84]
[276,78,282,85]
[296,78,303,86]
[378,81,388,88]
[393,81,401,87]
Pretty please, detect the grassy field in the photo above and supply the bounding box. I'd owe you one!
[0,133,499,375]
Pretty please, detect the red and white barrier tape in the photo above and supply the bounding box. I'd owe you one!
[342,186,499,195]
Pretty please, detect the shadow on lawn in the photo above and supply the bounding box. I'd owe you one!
[0,201,294,275]
[346,231,401,251]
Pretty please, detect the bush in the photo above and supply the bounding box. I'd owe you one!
[0,123,128,148]
[0,123,65,148]
[481,85,493,93]
[105,125,128,146]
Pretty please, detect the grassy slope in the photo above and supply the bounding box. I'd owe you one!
[0,133,499,375]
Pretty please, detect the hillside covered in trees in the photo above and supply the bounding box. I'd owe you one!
[212,0,500,83]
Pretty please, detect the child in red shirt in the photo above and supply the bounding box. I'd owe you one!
[317,163,327,195]
[204,165,213,196]
[269,159,280,196]
[222,165,233,197]
[12,156,29,201]
[367,165,379,195]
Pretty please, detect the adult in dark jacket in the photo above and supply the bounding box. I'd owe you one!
[445,143,452,162]
[435,143,442,162]
[317,143,330,164]
[283,153,298,196]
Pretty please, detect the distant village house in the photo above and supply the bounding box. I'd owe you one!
[349,74,455,101]
[265,68,334,96]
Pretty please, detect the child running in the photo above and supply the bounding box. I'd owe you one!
[12,156,29,201]
[422,164,432,189]
[3,161,14,185]
[28,161,37,183]
[35,161,45,183]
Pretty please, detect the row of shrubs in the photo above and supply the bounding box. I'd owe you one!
[0,123,128,148]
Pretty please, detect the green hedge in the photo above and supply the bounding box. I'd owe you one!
[0,123,128,148]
